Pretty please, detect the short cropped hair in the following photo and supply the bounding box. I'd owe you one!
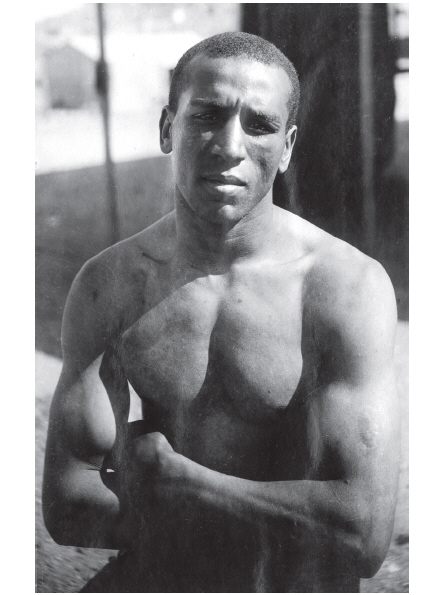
[169,32,300,129]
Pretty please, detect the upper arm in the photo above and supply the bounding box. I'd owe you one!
[42,252,143,545]
[306,255,400,562]
[44,257,118,478]
[45,357,116,473]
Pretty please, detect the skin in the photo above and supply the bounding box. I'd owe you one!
[43,56,400,593]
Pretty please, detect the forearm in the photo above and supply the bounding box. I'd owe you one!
[195,466,362,533]
[168,455,373,576]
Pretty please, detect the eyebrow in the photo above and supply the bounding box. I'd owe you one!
[189,99,226,109]
[252,110,282,126]
[189,99,282,126]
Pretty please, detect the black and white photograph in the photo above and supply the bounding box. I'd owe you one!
[35,3,409,592]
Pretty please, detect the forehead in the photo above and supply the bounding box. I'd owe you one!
[179,55,291,118]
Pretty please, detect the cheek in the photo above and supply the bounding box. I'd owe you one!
[175,128,213,165]
[201,130,214,142]
[253,144,283,181]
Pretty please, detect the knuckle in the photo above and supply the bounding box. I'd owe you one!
[132,434,156,462]
[131,432,169,468]
[152,432,166,446]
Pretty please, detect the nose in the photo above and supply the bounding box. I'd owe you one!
[211,116,246,162]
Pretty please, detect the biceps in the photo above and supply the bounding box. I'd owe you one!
[312,373,400,486]
[47,357,116,467]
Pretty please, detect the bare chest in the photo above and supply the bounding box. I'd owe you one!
[122,274,301,407]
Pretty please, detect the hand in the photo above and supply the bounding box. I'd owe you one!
[130,432,184,501]
[120,431,189,548]
[99,345,188,541]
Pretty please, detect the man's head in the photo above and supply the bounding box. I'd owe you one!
[160,32,300,225]
[169,32,300,130]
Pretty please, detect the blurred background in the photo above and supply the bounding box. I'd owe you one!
[35,3,408,592]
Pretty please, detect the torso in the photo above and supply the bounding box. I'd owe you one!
[121,254,306,481]
[95,207,362,592]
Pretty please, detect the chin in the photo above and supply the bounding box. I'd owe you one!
[215,204,247,223]
[197,204,244,225]
[182,190,239,221]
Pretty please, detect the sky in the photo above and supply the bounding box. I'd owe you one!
[35,1,84,22]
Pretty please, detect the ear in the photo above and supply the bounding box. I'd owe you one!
[159,106,174,154]
[278,125,297,174]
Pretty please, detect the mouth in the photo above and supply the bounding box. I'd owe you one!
[201,174,246,187]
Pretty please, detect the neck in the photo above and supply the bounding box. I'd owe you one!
[174,191,275,272]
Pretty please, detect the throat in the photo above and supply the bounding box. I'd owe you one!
[174,193,276,269]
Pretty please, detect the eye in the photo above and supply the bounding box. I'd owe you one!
[193,112,219,122]
[247,120,276,135]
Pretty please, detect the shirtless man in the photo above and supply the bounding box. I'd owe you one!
[43,32,400,593]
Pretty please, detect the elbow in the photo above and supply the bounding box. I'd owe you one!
[42,474,72,545]
[357,535,391,579]
[278,510,390,580]
[328,505,392,579]
[43,497,76,546]
[43,483,119,549]
[42,461,82,545]
[353,516,393,579]
[45,526,72,547]
[357,545,388,579]
[43,480,89,547]
[43,509,67,545]
[351,543,379,579]
[43,499,99,548]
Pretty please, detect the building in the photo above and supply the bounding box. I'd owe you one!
[37,31,202,113]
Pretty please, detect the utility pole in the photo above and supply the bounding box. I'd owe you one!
[96,3,120,245]
[359,3,376,256]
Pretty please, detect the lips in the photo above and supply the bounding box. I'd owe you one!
[202,174,246,186]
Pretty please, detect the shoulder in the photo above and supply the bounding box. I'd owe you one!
[61,213,176,372]
[294,222,398,376]
[72,211,176,289]
[307,234,396,328]
[273,208,396,325]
